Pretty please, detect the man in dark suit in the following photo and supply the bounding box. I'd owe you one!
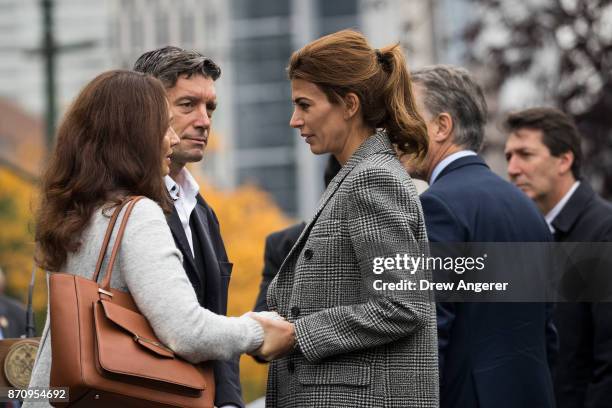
[505,107,612,408]
[254,155,341,312]
[134,47,242,408]
[408,65,557,408]
[0,267,27,408]
[254,223,304,312]
[0,296,25,339]
[0,268,26,339]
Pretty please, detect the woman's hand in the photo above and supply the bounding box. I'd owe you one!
[248,313,296,361]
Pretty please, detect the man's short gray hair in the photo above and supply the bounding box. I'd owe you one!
[411,65,487,152]
[133,46,221,88]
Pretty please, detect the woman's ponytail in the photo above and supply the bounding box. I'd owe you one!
[378,44,428,163]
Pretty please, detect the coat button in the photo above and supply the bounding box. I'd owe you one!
[304,248,313,260]
[287,360,295,373]
[290,306,300,318]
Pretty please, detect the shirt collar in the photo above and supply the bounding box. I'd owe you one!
[174,167,200,199]
[164,175,179,201]
[545,181,580,233]
[430,150,477,184]
[164,167,200,201]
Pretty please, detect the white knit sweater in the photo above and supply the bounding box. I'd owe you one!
[25,198,263,407]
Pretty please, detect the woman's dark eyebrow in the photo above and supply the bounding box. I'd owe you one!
[293,97,312,104]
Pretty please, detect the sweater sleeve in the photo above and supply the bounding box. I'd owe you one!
[118,199,263,363]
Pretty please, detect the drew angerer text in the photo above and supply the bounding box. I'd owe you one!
[373,279,508,292]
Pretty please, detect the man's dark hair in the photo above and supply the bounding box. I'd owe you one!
[504,107,582,179]
[133,46,221,88]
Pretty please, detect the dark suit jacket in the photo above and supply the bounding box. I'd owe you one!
[420,155,556,408]
[254,222,305,312]
[167,194,242,408]
[0,295,26,339]
[552,181,612,408]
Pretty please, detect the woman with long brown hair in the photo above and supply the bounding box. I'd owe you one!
[27,70,274,405]
[251,30,439,407]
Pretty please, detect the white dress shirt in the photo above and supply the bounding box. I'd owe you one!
[429,150,478,185]
[545,181,580,234]
[164,168,200,257]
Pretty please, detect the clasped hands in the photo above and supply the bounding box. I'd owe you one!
[248,311,296,362]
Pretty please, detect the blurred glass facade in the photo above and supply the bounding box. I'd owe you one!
[228,0,359,216]
[1,0,466,217]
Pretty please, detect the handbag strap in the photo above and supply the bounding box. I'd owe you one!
[98,196,144,292]
[92,199,133,283]
[92,196,144,292]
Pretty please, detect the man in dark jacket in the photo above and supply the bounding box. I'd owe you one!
[0,267,26,339]
[134,47,242,408]
[408,65,557,408]
[254,155,341,312]
[505,107,612,408]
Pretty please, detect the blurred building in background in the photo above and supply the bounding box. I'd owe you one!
[0,0,470,218]
[0,0,111,115]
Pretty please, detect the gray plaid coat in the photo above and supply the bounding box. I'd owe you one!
[266,133,439,407]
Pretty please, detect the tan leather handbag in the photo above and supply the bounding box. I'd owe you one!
[49,197,215,407]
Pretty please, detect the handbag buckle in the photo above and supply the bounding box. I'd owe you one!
[133,334,174,354]
[98,288,113,297]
